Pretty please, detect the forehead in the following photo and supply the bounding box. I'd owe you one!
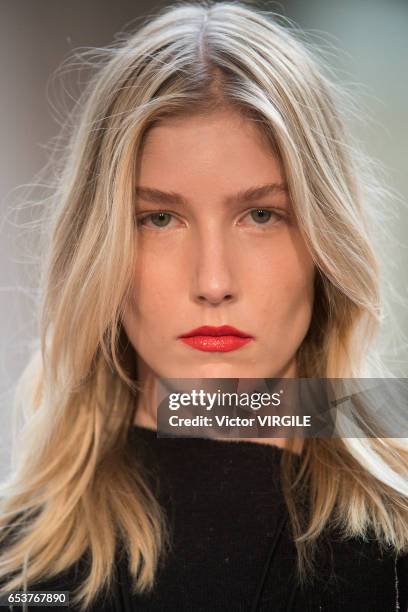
[137,109,283,188]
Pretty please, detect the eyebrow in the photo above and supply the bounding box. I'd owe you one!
[135,182,288,207]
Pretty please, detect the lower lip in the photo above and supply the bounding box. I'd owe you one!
[179,335,253,352]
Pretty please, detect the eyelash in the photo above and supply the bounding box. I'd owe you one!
[136,208,288,230]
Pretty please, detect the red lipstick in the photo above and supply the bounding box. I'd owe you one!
[178,325,253,352]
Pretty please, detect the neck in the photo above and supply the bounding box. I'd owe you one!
[132,361,304,454]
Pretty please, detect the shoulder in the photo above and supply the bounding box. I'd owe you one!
[0,541,121,612]
[296,534,407,612]
[397,551,408,610]
[0,515,128,612]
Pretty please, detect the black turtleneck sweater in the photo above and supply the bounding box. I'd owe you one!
[2,425,407,611]
[118,426,407,612]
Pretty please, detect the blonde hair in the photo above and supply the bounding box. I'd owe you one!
[1,1,407,609]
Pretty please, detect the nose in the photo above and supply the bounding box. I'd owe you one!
[191,227,238,306]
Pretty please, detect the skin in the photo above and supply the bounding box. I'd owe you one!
[122,108,315,449]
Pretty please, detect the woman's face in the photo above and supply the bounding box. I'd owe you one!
[122,109,315,379]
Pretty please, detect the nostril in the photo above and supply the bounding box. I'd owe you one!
[197,293,233,303]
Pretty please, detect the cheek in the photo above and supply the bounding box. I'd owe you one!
[250,235,315,322]
[127,247,184,323]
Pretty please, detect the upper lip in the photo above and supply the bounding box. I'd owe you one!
[178,325,252,338]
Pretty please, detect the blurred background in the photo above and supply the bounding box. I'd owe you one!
[1,0,407,477]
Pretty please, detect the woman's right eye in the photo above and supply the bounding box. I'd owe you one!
[136,212,176,229]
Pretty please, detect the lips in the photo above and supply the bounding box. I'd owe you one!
[178,325,253,353]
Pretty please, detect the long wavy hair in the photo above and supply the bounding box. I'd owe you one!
[1,1,407,609]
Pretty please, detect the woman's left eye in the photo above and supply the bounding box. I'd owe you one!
[242,208,284,226]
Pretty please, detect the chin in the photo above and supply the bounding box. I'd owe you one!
[161,362,260,379]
